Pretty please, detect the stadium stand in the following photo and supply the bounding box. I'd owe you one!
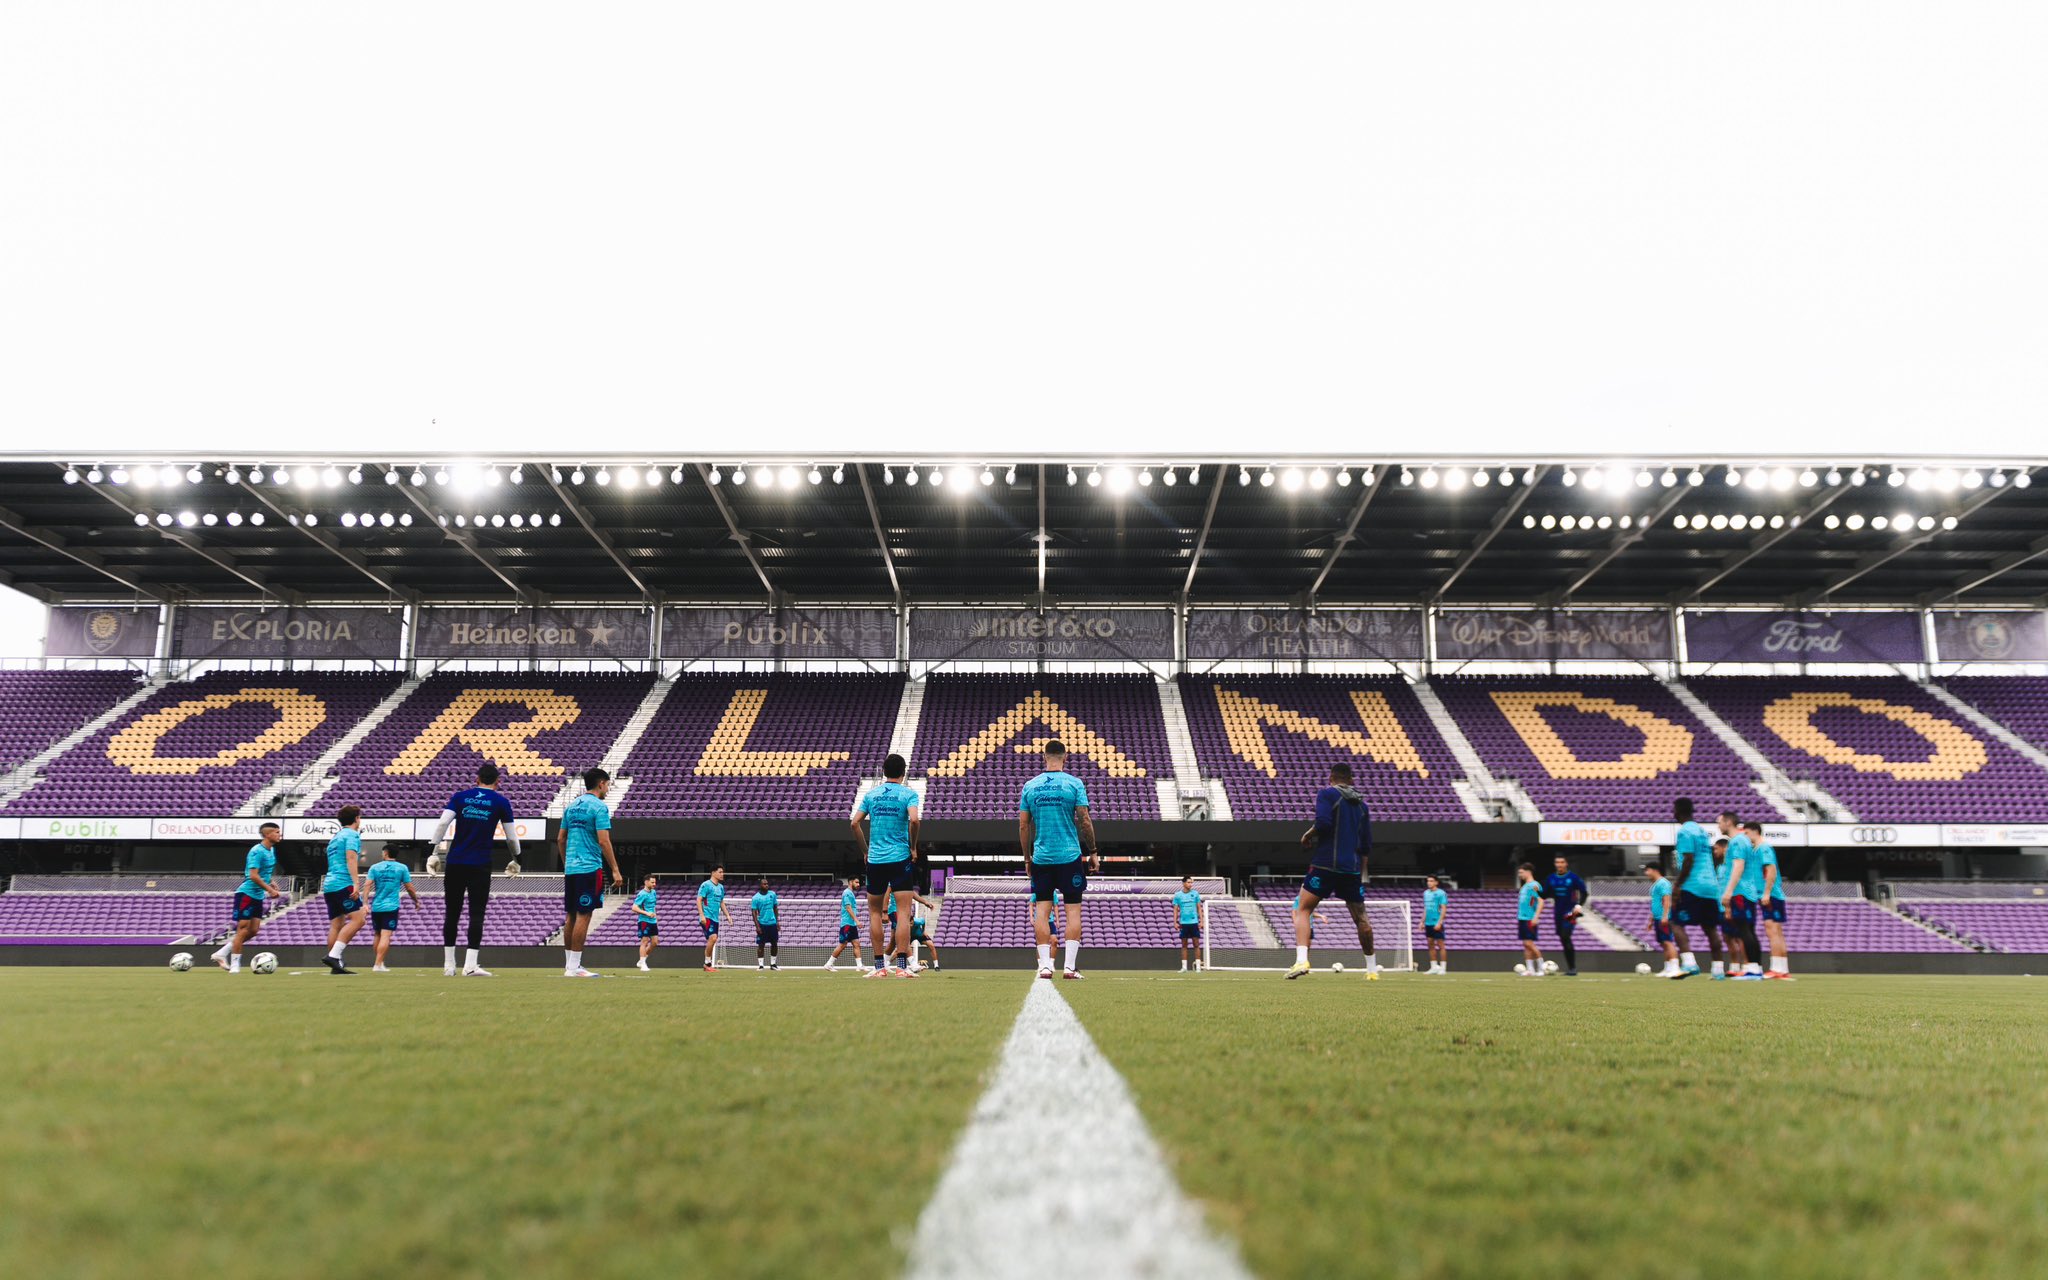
[1431,675,1763,821]
[1683,676,2048,822]
[1248,883,1605,952]
[1892,884,2048,953]
[256,882,566,947]
[1596,882,1967,953]
[2,672,403,815]
[318,672,653,816]
[616,673,901,817]
[930,889,1259,949]
[1935,677,2048,760]
[0,670,147,775]
[1177,676,1469,821]
[912,675,1173,820]
[587,879,847,947]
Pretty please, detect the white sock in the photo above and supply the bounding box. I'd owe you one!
[465,949,480,971]
[1771,956,1789,974]
[210,945,228,961]
[444,946,457,970]
[328,944,345,961]
[1037,943,1052,969]
[1711,960,1725,976]
[1295,945,1309,965]
[565,950,581,972]
[229,954,242,973]
[1681,951,1697,969]
[1179,961,1187,971]
[1063,940,1080,971]
[1365,955,1379,974]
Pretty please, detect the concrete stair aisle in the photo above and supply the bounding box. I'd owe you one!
[260,676,425,817]
[1579,906,1645,951]
[1660,678,1851,821]
[0,674,166,809]
[1154,678,1217,820]
[545,677,673,816]
[1235,898,1280,949]
[1409,679,1523,820]
[886,678,925,762]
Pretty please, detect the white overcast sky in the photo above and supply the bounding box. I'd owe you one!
[2,3,2045,649]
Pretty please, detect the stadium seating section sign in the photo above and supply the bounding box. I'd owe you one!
[909,608,1175,661]
[1683,610,1925,663]
[1931,611,2048,663]
[44,605,159,658]
[1185,608,1423,661]
[1433,609,1672,661]
[173,606,404,660]
[414,606,651,659]
[660,607,894,660]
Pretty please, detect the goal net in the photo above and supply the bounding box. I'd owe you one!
[1204,897,1414,973]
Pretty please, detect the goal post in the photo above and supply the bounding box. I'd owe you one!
[1203,897,1414,973]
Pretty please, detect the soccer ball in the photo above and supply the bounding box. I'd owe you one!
[1330,961,1345,973]
[1513,962,1528,975]
[1635,962,1653,975]
[169,952,194,972]
[251,952,279,975]
[1543,960,1560,974]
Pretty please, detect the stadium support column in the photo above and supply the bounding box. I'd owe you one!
[1920,609,1938,676]
[403,599,419,676]
[1670,604,1686,676]
[650,598,664,671]
[1422,603,1437,676]
[157,600,176,677]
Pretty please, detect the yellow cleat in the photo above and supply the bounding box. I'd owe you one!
[1365,971,1380,981]
[1284,960,1312,980]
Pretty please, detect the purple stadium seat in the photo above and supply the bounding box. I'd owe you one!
[912,676,1173,820]
[0,670,146,775]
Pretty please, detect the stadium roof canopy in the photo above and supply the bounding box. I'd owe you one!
[2,454,2045,607]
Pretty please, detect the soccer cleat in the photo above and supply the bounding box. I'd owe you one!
[1564,969,1578,977]
[1365,971,1379,981]
[371,965,389,973]
[1681,965,1701,976]
[1711,973,1728,981]
[1733,972,1764,981]
[567,968,597,978]
[865,966,889,979]
[1764,971,1794,980]
[322,956,340,972]
[1670,969,1691,980]
[929,962,941,972]
[1062,969,1084,980]
[444,963,457,976]
[1284,960,1311,980]
[1037,966,1055,979]
[463,967,494,978]
[636,961,650,972]
[330,964,355,976]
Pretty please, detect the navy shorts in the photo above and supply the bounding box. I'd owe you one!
[1674,891,1721,930]
[1726,895,1757,925]
[324,888,363,919]
[865,860,916,896]
[1030,861,1087,903]
[757,924,780,945]
[838,925,859,944]
[1651,920,1674,945]
[371,910,400,934]
[1179,922,1202,940]
[1424,924,1445,941]
[702,919,720,936]
[1302,868,1363,905]
[638,923,659,939]
[564,870,604,916]
[1762,899,1787,924]
[232,893,267,923]
[1553,912,1577,936]
[1517,920,1539,942]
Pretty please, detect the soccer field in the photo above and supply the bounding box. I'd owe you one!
[2,968,2043,1280]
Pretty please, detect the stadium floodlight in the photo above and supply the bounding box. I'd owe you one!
[1418,467,1438,489]
[379,512,395,527]
[1596,514,1612,529]
[1539,514,1555,529]
[1769,514,1785,529]
[1260,467,1277,488]
[1824,514,1840,529]
[436,515,448,527]
[902,466,918,486]
[529,512,543,526]
[86,465,106,484]
[709,465,725,484]
[382,468,399,485]
[1308,467,1328,489]
[1004,465,1018,485]
[1281,467,1304,492]
[1495,468,1513,487]
[1138,467,1155,487]
[187,465,206,484]
[549,513,562,526]
[1584,468,1606,491]
[1748,468,1771,490]
[1066,466,1079,485]
[481,465,502,488]
[1687,468,1705,486]
[159,464,182,486]
[1086,467,1102,488]
[1519,467,1536,485]
[135,466,160,489]
[132,511,149,526]
[1988,469,2007,487]
[249,511,265,526]
[1471,467,1489,487]
[322,465,342,488]
[1849,468,1867,485]
[1799,469,1818,487]
[569,466,587,484]
[981,466,996,486]
[1361,468,1378,486]
[1333,467,1350,487]
[306,512,321,526]
[491,514,506,527]
[1896,512,1914,533]
[1398,467,1413,486]
[226,511,243,526]
[346,465,363,485]
[509,465,525,485]
[1909,468,1931,491]
[1710,513,1729,530]
[453,514,466,527]
[931,466,948,487]
[831,464,846,484]
[1672,514,1689,530]
[1916,515,1936,531]
[617,465,639,489]
[879,466,893,485]
[784,466,804,489]
[1188,465,1202,484]
[644,465,662,487]
[1872,514,1889,530]
[1824,468,1842,486]
[1633,468,1652,488]
[1560,467,1578,487]
[341,512,357,527]
[810,466,825,485]
[1660,469,1678,488]
[268,467,289,485]
[1108,466,1135,494]
[1961,469,1983,489]
[398,512,412,526]
[1162,467,1178,486]
[596,467,614,487]
[156,512,173,526]
[1445,467,1467,491]
[1730,514,1749,531]
[2016,471,2034,489]
[113,466,137,485]
[403,467,422,486]
[1560,514,1577,530]
[1240,466,1254,486]
[1846,513,1864,530]
[1934,468,1958,492]
[1887,468,1906,487]
[1522,513,1536,528]
[62,466,80,484]
[509,513,523,527]
[1771,468,1793,490]
[1620,514,1634,529]
[1942,515,1959,530]
[671,465,687,485]
[429,466,449,487]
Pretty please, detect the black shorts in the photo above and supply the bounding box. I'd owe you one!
[564,870,604,916]
[1179,922,1202,940]
[702,919,720,936]
[838,925,860,944]
[1424,924,1445,940]
[757,924,780,945]
[1674,891,1721,929]
[232,893,267,922]
[1301,868,1363,905]
[1726,895,1757,925]
[1030,861,1087,903]
[324,888,363,919]
[371,910,399,933]
[865,860,916,896]
[638,922,659,939]
[1553,912,1577,936]
[1517,920,1539,942]
[1651,921,1674,945]
[1762,899,1787,924]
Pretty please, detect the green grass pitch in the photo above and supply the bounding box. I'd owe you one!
[1,967,2043,1279]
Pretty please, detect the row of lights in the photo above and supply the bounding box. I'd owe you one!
[131,510,265,528]
[1520,512,1644,532]
[437,513,564,530]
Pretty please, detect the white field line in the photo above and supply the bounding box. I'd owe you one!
[904,979,1251,1280]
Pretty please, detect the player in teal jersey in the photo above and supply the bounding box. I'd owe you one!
[1515,863,1546,976]
[633,874,660,972]
[1019,740,1099,979]
[1745,821,1794,978]
[854,754,923,978]
[557,768,623,978]
[212,822,286,973]
[1717,812,1764,978]
[1421,875,1449,974]
[901,891,942,971]
[750,878,781,971]
[319,805,368,975]
[697,867,728,971]
[364,852,422,972]
[1668,797,1728,978]
[825,876,868,973]
[1171,876,1203,972]
[1644,864,1679,977]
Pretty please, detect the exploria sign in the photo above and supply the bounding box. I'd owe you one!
[175,607,405,660]
[909,608,1175,661]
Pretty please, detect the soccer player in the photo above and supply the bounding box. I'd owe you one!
[1668,796,1727,979]
[211,821,285,973]
[1171,875,1203,972]
[905,891,941,971]
[1747,821,1793,978]
[854,753,923,978]
[826,875,867,973]
[1644,864,1679,977]
[557,767,622,978]
[432,762,521,978]
[1515,862,1546,976]
[1421,874,1449,974]
[751,877,781,970]
[1718,812,1764,979]
[319,805,368,975]
[1019,740,1098,979]
[364,852,422,972]
[1546,854,1589,976]
[697,866,728,971]
[1286,762,1376,980]
[633,875,660,971]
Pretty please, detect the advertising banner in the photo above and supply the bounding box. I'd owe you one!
[1939,824,2048,847]
[661,607,896,660]
[1930,611,2048,663]
[174,606,405,660]
[44,606,159,658]
[1435,609,1673,662]
[1682,611,1925,664]
[1801,823,1943,847]
[19,817,154,841]
[1185,608,1424,661]
[908,608,1175,661]
[414,606,651,659]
